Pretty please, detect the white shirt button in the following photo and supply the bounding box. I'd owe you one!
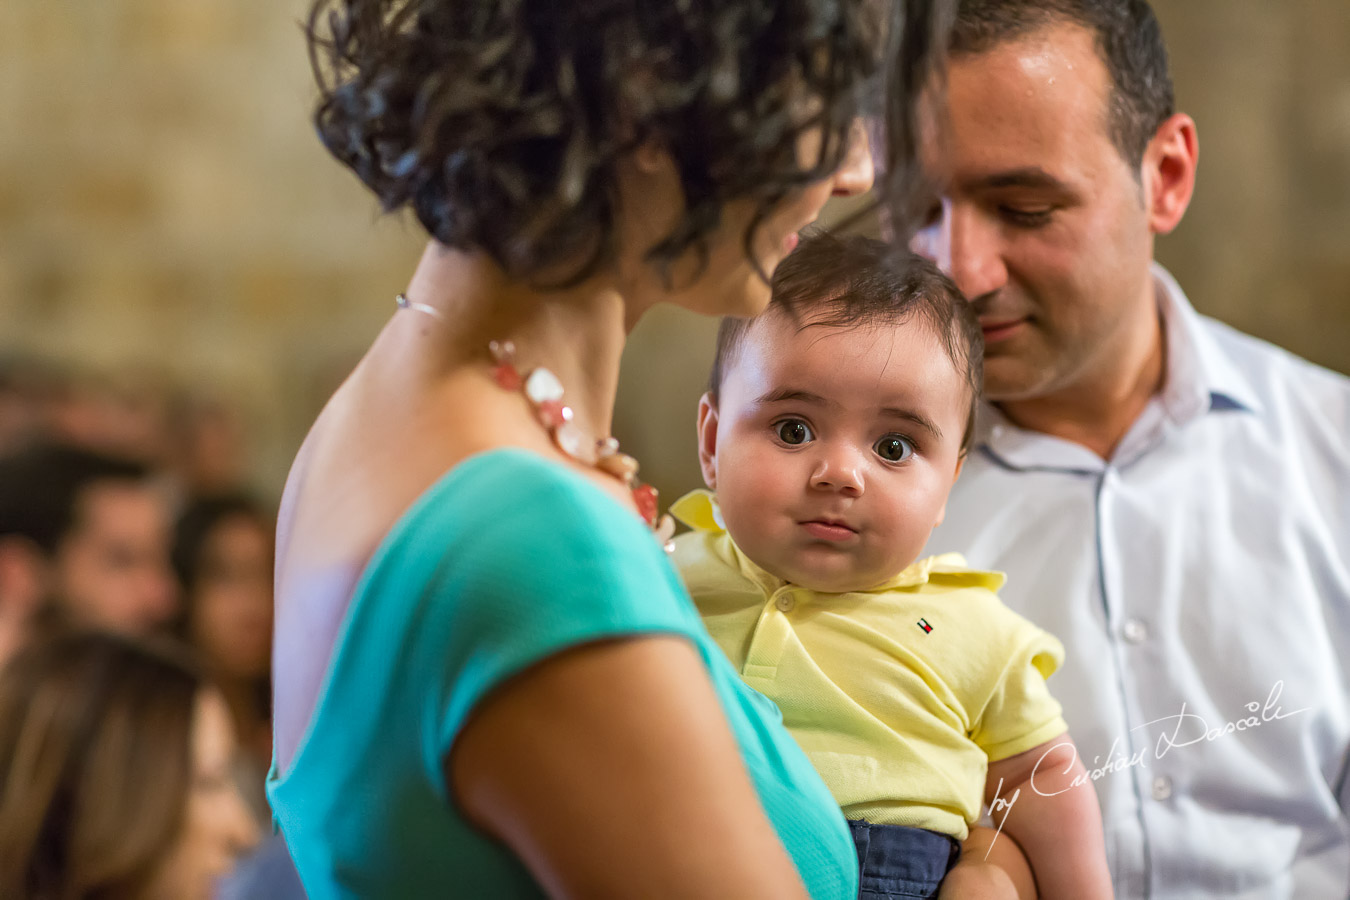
[775,594,796,612]
[1152,775,1174,801]
[1122,618,1149,644]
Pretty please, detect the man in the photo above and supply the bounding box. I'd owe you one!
[0,443,179,659]
[915,2,1350,897]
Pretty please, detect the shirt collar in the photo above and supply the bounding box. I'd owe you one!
[975,263,1262,464]
[670,489,985,594]
[1152,263,1262,421]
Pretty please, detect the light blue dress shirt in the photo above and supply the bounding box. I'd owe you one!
[927,265,1350,899]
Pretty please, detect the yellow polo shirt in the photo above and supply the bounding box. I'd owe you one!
[670,490,1068,840]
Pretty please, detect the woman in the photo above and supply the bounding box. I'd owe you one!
[271,0,948,896]
[173,493,276,823]
[0,630,259,900]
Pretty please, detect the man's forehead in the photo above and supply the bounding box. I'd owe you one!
[947,21,1111,101]
[922,22,1114,177]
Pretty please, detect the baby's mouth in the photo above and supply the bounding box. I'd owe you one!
[799,519,858,542]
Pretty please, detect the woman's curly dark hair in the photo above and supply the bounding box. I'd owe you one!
[305,0,949,285]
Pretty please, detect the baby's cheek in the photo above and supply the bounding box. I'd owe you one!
[870,507,932,568]
[726,482,787,546]
[723,446,792,505]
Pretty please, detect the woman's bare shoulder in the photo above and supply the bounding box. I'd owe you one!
[277,364,636,584]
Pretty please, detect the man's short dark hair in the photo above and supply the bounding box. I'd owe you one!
[710,232,984,453]
[950,0,1174,170]
[0,444,150,556]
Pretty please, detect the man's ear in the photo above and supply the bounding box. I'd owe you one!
[0,536,50,622]
[1143,112,1199,236]
[696,392,720,490]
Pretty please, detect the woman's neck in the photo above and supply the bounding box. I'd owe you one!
[400,241,642,441]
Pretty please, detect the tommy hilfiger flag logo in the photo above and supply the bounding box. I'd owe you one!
[917,618,933,633]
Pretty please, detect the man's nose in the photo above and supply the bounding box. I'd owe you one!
[944,205,1009,301]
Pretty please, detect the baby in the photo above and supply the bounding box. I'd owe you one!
[671,233,1112,898]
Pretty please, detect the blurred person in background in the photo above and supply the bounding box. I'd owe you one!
[0,354,59,457]
[42,367,178,470]
[0,629,259,900]
[0,354,253,501]
[0,356,175,469]
[168,391,253,499]
[173,492,276,824]
[0,443,179,655]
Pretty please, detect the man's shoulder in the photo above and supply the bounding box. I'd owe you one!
[1197,315,1350,477]
[1199,314,1350,408]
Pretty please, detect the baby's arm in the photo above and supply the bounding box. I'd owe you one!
[984,733,1113,898]
[939,825,1037,900]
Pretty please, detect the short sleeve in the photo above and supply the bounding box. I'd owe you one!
[969,623,1068,762]
[381,451,703,761]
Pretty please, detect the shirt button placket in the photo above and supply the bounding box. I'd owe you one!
[742,590,797,682]
[1097,463,1153,889]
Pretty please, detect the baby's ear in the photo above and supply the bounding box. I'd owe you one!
[933,455,966,530]
[696,392,720,490]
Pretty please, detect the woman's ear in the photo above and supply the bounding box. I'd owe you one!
[696,392,720,490]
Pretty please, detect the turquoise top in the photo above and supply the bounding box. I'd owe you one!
[267,449,857,899]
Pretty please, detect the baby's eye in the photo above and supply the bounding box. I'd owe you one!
[874,434,914,463]
[776,419,814,445]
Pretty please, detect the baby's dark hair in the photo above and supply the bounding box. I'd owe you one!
[709,232,984,453]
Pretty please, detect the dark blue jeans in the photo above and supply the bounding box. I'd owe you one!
[848,819,961,899]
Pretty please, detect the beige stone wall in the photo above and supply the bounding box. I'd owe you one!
[1,1,1346,499]
[0,1,424,491]
[1153,0,1350,372]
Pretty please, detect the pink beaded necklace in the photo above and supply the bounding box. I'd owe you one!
[397,293,675,549]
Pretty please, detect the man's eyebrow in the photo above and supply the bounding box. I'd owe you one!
[754,388,835,407]
[881,407,944,442]
[959,167,1074,194]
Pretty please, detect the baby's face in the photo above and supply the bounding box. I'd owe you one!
[700,310,970,593]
